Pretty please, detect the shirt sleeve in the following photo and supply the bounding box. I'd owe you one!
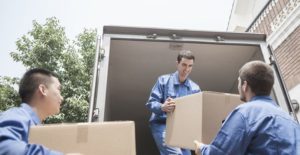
[0,119,63,155]
[145,78,165,115]
[201,110,250,155]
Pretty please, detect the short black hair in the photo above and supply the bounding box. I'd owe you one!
[239,61,274,96]
[19,68,57,103]
[177,50,195,63]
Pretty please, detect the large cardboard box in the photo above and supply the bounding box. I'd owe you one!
[29,121,136,155]
[165,91,243,150]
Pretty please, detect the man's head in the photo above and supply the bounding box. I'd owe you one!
[19,68,63,118]
[177,50,195,83]
[238,61,274,102]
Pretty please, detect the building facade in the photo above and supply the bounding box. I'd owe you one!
[228,0,300,118]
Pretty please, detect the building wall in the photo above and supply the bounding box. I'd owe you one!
[274,26,300,90]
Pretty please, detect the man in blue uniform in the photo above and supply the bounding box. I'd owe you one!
[194,60,300,155]
[0,68,63,155]
[146,50,201,155]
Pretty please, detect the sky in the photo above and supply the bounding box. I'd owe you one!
[0,0,234,78]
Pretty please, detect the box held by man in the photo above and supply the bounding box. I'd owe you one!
[29,121,136,155]
[166,91,243,149]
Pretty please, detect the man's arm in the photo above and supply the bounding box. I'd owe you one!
[0,119,62,155]
[0,139,62,155]
[146,78,176,114]
[195,110,249,155]
[145,79,165,115]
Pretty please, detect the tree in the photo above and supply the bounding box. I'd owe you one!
[10,17,97,123]
[0,76,20,112]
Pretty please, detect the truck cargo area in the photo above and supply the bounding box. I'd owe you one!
[105,40,262,155]
[91,26,294,155]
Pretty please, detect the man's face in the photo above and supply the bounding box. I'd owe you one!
[177,58,194,82]
[238,77,246,102]
[44,77,63,116]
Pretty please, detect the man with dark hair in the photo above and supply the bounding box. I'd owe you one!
[0,68,63,155]
[194,61,300,155]
[146,50,200,155]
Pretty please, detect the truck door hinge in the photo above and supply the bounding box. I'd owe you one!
[292,99,299,113]
[146,33,158,39]
[216,36,225,41]
[269,55,275,65]
[170,34,181,40]
[92,108,100,122]
[99,48,105,61]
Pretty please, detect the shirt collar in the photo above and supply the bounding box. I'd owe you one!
[21,103,41,125]
[250,95,272,101]
[249,96,277,106]
[173,71,191,87]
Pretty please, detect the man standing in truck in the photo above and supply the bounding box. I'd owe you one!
[146,50,200,155]
[194,60,300,155]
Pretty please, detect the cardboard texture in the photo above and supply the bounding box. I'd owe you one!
[165,91,243,150]
[29,121,136,155]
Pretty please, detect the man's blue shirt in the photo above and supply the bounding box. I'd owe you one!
[146,71,200,124]
[201,96,300,155]
[0,103,62,155]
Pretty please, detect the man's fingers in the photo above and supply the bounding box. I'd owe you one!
[194,140,201,155]
[164,105,175,112]
[162,98,176,112]
[194,140,200,146]
[167,104,175,109]
[166,100,175,105]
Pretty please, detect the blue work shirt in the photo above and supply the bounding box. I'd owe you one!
[0,103,62,155]
[146,71,200,124]
[200,96,300,155]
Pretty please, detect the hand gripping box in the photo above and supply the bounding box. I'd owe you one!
[29,121,136,155]
[165,91,243,150]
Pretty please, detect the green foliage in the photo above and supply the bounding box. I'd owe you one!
[9,17,97,123]
[0,76,21,112]
[11,17,67,71]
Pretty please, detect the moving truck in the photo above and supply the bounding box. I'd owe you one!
[88,26,299,155]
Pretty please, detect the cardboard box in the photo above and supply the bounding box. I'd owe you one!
[165,91,243,150]
[29,121,136,155]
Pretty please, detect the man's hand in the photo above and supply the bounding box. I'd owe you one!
[194,140,203,155]
[161,97,176,112]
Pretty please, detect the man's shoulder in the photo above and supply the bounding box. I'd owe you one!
[157,73,172,83]
[159,73,173,79]
[0,106,31,123]
[187,79,200,91]
[188,79,199,86]
[235,100,260,113]
[234,98,288,122]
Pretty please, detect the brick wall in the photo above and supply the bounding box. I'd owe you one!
[274,26,300,90]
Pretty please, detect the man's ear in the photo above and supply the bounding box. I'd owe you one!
[242,80,248,92]
[38,84,47,96]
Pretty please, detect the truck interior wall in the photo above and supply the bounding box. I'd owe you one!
[104,39,263,155]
